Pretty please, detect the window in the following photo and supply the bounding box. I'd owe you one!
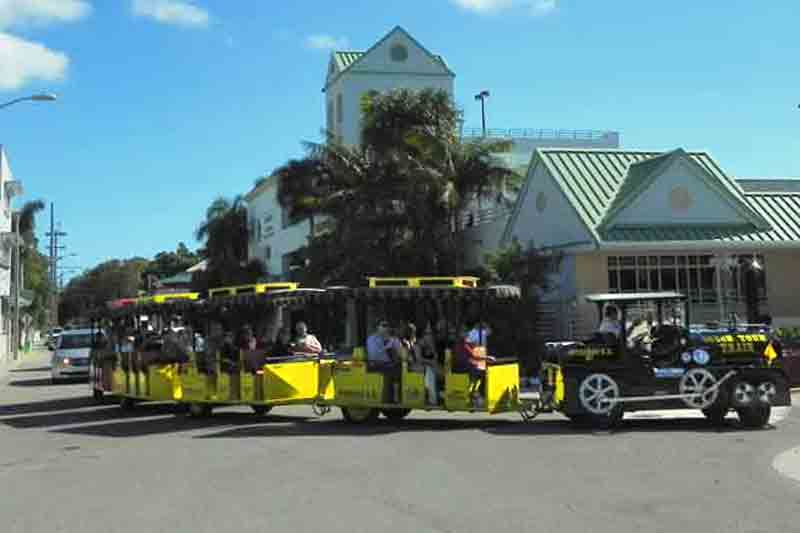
[264,246,271,262]
[390,44,408,62]
[336,93,343,124]
[606,254,768,306]
[327,99,334,134]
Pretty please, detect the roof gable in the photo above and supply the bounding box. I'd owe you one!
[598,149,771,234]
[323,26,453,91]
[504,148,782,249]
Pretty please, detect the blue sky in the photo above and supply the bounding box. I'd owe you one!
[1,0,798,279]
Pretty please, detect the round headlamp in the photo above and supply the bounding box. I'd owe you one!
[692,349,711,365]
[681,352,693,364]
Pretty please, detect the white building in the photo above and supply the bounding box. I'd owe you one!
[0,146,24,363]
[246,26,620,280]
[324,26,455,147]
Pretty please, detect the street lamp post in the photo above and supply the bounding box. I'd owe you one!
[0,93,57,110]
[474,90,490,137]
[2,92,56,359]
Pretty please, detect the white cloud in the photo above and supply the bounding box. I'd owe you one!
[132,0,210,28]
[305,34,349,51]
[451,0,557,16]
[0,0,91,30]
[0,31,67,89]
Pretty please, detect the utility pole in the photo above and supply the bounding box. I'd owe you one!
[474,90,490,137]
[45,203,66,329]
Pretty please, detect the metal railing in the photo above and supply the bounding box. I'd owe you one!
[461,127,616,141]
[461,207,512,229]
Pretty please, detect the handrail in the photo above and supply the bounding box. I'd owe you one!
[461,127,617,141]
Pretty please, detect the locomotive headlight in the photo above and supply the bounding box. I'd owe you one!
[692,349,711,365]
[681,352,693,364]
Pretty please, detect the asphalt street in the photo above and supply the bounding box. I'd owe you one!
[1,349,798,533]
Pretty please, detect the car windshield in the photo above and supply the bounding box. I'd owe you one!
[59,334,95,349]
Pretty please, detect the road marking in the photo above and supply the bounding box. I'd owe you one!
[773,446,800,484]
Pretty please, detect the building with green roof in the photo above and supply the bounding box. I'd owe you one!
[465,147,800,337]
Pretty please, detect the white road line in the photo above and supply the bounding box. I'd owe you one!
[625,406,791,424]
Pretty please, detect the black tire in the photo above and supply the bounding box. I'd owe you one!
[92,389,104,403]
[341,407,379,424]
[586,407,624,430]
[737,404,771,429]
[119,397,135,410]
[188,403,212,417]
[51,377,60,385]
[381,408,412,421]
[251,405,273,416]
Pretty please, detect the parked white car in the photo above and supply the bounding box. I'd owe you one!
[51,329,104,384]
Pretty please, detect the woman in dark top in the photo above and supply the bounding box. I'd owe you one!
[271,328,294,357]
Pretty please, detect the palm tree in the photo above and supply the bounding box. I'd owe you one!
[15,199,45,253]
[195,195,264,287]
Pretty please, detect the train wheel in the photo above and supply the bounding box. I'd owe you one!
[119,397,135,411]
[341,407,379,424]
[188,403,212,417]
[251,405,273,416]
[92,389,104,403]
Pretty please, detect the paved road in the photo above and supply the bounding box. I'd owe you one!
[1,350,798,533]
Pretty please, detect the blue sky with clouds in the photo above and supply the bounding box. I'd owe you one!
[1,0,798,278]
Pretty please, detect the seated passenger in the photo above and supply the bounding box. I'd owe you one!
[399,322,420,368]
[596,305,622,340]
[293,322,322,355]
[219,331,239,373]
[238,324,258,352]
[271,328,294,357]
[418,325,441,404]
[467,321,491,347]
[453,327,496,406]
[366,320,402,403]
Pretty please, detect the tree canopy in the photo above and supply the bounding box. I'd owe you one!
[275,88,514,286]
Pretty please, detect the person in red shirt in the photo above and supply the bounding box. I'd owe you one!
[454,325,495,405]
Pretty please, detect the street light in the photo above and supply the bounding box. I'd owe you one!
[474,90,490,137]
[0,93,57,110]
[5,92,56,360]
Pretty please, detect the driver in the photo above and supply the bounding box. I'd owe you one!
[597,305,622,338]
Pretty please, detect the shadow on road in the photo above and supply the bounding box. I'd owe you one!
[9,366,51,373]
[0,396,95,416]
[7,377,88,388]
[52,412,312,438]
[484,416,772,436]
[193,417,522,439]
[1,403,177,429]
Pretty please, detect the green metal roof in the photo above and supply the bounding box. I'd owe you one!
[505,148,800,247]
[158,272,193,286]
[333,50,449,73]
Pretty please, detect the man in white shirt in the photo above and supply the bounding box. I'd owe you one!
[294,322,322,355]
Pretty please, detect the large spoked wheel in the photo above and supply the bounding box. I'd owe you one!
[731,380,757,408]
[737,404,771,429]
[381,408,412,421]
[187,403,213,418]
[341,407,379,424]
[119,397,135,411]
[251,405,273,416]
[679,369,719,409]
[577,373,623,429]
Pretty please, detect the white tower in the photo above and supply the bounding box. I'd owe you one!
[323,26,455,146]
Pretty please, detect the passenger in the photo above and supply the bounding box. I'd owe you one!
[366,320,402,403]
[418,324,441,404]
[271,328,294,357]
[219,330,239,373]
[454,326,496,406]
[293,321,322,355]
[467,321,492,346]
[238,324,258,351]
[597,305,622,339]
[399,322,420,368]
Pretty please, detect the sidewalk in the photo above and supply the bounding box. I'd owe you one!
[0,345,47,385]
